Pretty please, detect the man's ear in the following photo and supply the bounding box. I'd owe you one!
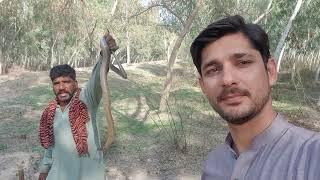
[266,58,278,86]
[198,76,207,96]
[75,80,79,88]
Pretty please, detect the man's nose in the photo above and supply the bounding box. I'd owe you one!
[58,83,65,90]
[221,66,237,87]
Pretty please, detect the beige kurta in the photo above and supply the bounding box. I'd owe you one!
[39,57,106,180]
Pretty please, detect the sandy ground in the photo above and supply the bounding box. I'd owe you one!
[0,66,211,180]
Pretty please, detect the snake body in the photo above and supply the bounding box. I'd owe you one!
[100,38,114,150]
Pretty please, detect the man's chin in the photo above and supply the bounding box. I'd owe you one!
[220,110,256,125]
[57,96,72,104]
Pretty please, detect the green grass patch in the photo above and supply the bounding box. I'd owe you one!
[0,143,8,151]
[12,85,52,109]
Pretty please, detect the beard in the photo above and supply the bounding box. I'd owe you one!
[55,90,75,104]
[211,86,271,125]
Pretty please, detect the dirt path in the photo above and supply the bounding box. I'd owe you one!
[0,66,208,180]
[0,70,49,179]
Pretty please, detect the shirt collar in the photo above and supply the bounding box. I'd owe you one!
[225,113,291,152]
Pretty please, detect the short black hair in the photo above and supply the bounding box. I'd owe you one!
[190,15,271,75]
[49,64,76,81]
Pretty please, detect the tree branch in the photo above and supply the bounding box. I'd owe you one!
[129,2,184,25]
[254,0,273,24]
[129,4,162,19]
[161,2,184,24]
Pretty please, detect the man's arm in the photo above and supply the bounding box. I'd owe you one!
[80,33,117,110]
[79,57,103,111]
[38,173,48,180]
[38,147,53,180]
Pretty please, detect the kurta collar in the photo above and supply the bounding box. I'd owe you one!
[225,114,291,153]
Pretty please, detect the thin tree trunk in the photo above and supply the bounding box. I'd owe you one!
[291,61,297,82]
[315,66,320,82]
[277,43,286,72]
[126,31,131,64]
[165,37,174,61]
[22,48,28,68]
[0,50,9,74]
[164,38,168,61]
[159,3,200,111]
[0,49,3,75]
[49,35,58,68]
[126,0,131,64]
[254,0,273,24]
[0,62,2,75]
[110,0,118,21]
[275,0,304,70]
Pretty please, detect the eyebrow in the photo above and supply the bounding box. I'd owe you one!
[201,52,256,70]
[232,52,255,59]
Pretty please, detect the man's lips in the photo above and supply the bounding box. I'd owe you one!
[217,88,250,103]
[219,93,246,105]
[220,93,244,101]
[58,92,70,98]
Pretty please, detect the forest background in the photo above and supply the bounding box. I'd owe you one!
[0,0,320,179]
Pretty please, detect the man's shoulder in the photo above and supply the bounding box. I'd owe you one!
[288,123,320,142]
[206,144,232,161]
[202,144,234,178]
[285,123,320,153]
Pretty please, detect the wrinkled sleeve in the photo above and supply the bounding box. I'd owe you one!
[39,147,53,173]
[79,55,105,149]
[80,55,103,111]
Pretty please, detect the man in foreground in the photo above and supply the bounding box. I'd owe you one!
[38,33,117,180]
[190,15,320,179]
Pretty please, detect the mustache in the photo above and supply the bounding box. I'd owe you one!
[57,90,71,95]
[217,87,250,102]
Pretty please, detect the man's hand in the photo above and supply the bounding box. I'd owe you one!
[38,172,48,180]
[103,31,118,53]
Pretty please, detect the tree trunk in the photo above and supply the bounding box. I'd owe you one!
[315,66,320,82]
[277,43,286,72]
[164,38,168,61]
[165,36,174,61]
[22,48,28,69]
[0,49,8,75]
[0,62,2,75]
[159,4,200,111]
[126,30,131,64]
[126,0,131,64]
[110,0,118,19]
[49,35,58,68]
[0,49,3,75]
[291,60,297,82]
[274,0,304,71]
[254,0,273,24]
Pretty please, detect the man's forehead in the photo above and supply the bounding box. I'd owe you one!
[201,48,259,66]
[53,75,75,82]
[202,34,260,58]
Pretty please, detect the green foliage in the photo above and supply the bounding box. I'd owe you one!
[290,0,320,51]
[0,0,319,80]
[0,143,8,151]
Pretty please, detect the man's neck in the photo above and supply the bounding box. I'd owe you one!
[228,101,276,155]
[58,101,69,112]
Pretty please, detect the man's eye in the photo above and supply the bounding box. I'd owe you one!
[239,60,252,65]
[205,67,219,75]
